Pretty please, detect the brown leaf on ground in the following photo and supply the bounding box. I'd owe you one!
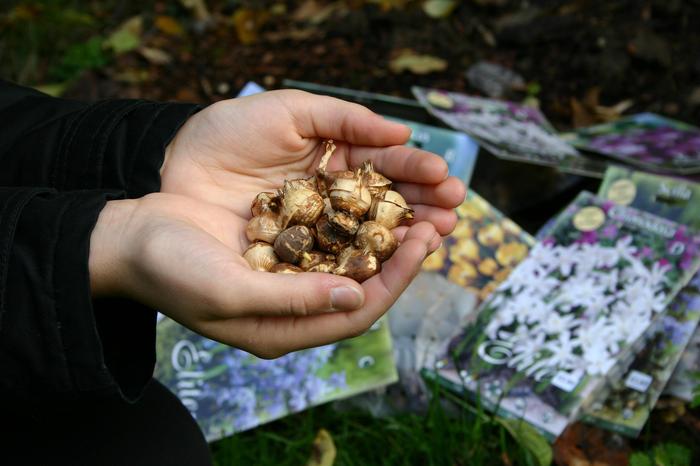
[232,8,270,45]
[306,429,336,466]
[571,87,633,128]
[389,49,447,74]
[553,422,631,466]
[154,16,185,36]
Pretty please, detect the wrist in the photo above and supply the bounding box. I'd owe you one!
[89,198,139,297]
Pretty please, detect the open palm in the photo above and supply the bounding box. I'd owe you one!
[102,90,466,357]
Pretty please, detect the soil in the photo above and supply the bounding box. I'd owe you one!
[59,0,700,230]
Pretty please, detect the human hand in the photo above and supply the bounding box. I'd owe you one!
[160,89,466,236]
[92,90,468,357]
[90,193,446,358]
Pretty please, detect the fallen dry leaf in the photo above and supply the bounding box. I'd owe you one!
[103,16,143,55]
[571,87,633,128]
[180,0,211,22]
[154,16,185,37]
[389,49,447,74]
[232,8,270,45]
[306,429,336,466]
[139,47,172,65]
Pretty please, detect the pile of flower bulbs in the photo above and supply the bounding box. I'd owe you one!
[243,140,414,283]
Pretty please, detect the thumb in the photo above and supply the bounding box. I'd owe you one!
[228,269,366,317]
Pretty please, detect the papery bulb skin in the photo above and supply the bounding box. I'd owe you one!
[279,180,324,227]
[328,210,360,236]
[354,221,398,261]
[243,242,279,272]
[362,161,392,197]
[299,251,336,271]
[308,261,337,273]
[274,225,315,264]
[329,170,372,218]
[368,190,414,230]
[315,215,352,255]
[270,263,303,274]
[246,212,283,243]
[334,248,381,283]
[251,192,280,217]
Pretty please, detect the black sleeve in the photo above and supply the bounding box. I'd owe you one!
[0,79,201,198]
[0,187,156,401]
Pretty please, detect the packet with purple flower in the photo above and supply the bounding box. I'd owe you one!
[411,86,608,178]
[594,166,700,405]
[384,190,534,413]
[154,317,397,442]
[427,191,700,439]
[561,113,700,175]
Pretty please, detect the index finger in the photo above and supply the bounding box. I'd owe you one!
[283,90,413,147]
[345,145,450,185]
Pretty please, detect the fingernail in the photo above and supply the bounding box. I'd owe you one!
[330,286,364,311]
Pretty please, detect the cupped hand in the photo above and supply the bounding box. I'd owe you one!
[90,193,443,358]
[160,89,466,235]
[92,90,468,358]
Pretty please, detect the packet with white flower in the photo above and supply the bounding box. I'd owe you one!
[426,191,700,440]
[382,190,534,413]
[576,167,700,436]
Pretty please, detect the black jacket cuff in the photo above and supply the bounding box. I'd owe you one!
[58,100,202,198]
[0,188,154,401]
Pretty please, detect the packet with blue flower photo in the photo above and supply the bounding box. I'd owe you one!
[154,316,398,442]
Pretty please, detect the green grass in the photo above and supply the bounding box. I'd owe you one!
[209,376,700,466]
[210,379,547,466]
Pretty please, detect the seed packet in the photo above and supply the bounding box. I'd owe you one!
[410,86,605,177]
[560,113,700,175]
[429,191,700,440]
[382,190,535,411]
[423,189,535,300]
[581,275,700,436]
[154,317,397,442]
[595,166,700,403]
[665,327,700,401]
[597,165,700,229]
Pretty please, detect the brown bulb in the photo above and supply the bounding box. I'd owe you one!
[354,221,398,261]
[334,248,381,283]
[251,192,280,217]
[273,225,314,264]
[299,251,336,271]
[362,161,392,197]
[279,180,324,227]
[308,261,337,273]
[270,263,303,274]
[243,242,279,272]
[246,212,283,244]
[329,169,372,218]
[328,210,360,236]
[315,215,352,255]
[369,190,414,230]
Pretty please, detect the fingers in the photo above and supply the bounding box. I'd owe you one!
[404,204,458,236]
[394,176,467,209]
[393,226,443,256]
[284,91,412,147]
[224,269,366,317]
[345,146,449,184]
[203,223,437,358]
